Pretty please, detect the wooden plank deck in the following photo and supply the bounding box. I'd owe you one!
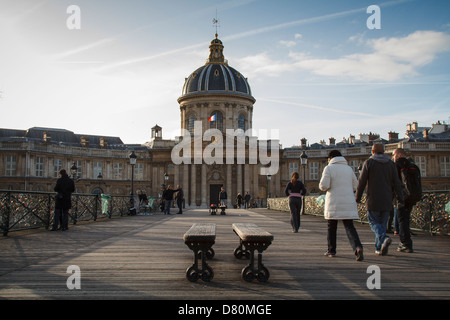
[1,207,450,300]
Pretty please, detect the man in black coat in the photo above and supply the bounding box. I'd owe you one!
[356,143,403,255]
[52,169,75,231]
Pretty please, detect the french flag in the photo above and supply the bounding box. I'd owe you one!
[209,114,216,122]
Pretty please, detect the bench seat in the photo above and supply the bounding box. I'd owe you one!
[232,223,273,243]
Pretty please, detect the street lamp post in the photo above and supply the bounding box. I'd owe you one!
[267,174,271,208]
[300,150,308,215]
[129,151,137,215]
[70,162,77,180]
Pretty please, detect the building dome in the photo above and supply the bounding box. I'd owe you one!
[178,34,255,103]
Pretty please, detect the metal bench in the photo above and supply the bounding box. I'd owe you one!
[209,204,226,215]
[232,223,273,282]
[183,223,216,282]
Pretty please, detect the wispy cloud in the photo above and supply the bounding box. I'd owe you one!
[52,38,115,60]
[95,0,408,73]
[296,30,450,81]
[259,97,392,118]
[237,30,450,82]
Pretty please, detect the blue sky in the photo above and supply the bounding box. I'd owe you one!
[1,0,449,147]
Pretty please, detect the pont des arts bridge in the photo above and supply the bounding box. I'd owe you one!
[1,190,448,236]
[0,189,450,302]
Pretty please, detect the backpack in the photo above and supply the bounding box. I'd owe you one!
[400,162,422,204]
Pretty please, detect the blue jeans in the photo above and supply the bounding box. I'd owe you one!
[164,200,172,214]
[367,210,390,250]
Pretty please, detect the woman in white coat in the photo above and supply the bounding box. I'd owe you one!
[319,150,364,261]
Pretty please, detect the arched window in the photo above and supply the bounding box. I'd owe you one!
[209,111,223,132]
[238,114,246,131]
[188,114,196,135]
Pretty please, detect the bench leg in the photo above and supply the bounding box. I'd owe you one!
[186,245,214,282]
[241,248,270,282]
[234,239,250,259]
[235,240,270,283]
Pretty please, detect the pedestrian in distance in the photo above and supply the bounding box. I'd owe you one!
[52,169,75,231]
[284,172,307,233]
[356,143,404,255]
[236,193,243,208]
[175,185,184,214]
[319,150,364,261]
[219,187,227,206]
[163,185,180,215]
[244,192,251,209]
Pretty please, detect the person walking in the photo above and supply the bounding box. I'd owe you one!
[236,193,243,208]
[356,143,404,255]
[393,148,421,253]
[175,185,184,214]
[284,172,307,233]
[319,150,364,261]
[244,192,251,209]
[52,169,75,231]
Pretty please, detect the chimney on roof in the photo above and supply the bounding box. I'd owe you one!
[423,128,429,141]
[301,137,307,149]
[43,131,51,143]
[81,136,90,147]
[388,131,398,143]
[100,137,108,148]
[329,137,336,146]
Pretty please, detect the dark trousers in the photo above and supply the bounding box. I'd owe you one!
[327,219,362,255]
[53,208,69,230]
[289,197,302,231]
[177,199,183,214]
[398,203,413,249]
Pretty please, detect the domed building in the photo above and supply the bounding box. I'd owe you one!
[174,33,274,208]
[178,34,255,136]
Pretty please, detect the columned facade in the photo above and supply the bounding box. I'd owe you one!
[176,34,267,208]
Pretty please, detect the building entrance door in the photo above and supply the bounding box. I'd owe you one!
[209,184,222,206]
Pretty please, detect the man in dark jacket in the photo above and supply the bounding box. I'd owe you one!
[356,143,403,255]
[219,187,227,206]
[53,169,75,231]
[393,148,418,253]
[162,185,180,214]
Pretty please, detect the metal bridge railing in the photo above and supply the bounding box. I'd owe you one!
[0,190,130,236]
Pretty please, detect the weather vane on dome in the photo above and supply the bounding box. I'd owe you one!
[213,9,220,38]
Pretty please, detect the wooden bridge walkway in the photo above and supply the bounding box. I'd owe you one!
[1,208,450,301]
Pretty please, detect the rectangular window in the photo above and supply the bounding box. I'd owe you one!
[441,156,450,177]
[5,156,17,176]
[309,162,319,180]
[35,157,44,177]
[69,160,82,179]
[288,162,298,178]
[113,163,123,179]
[348,160,360,177]
[135,163,144,180]
[414,156,426,177]
[93,161,103,179]
[54,159,62,177]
